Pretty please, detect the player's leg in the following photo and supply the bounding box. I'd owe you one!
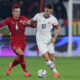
[37,41,54,72]
[16,48,26,72]
[7,46,30,76]
[9,44,20,67]
[48,53,59,77]
[11,55,19,67]
[37,41,50,61]
[48,43,59,77]
[6,45,20,75]
[42,52,50,61]
[48,53,55,61]
[42,52,55,73]
[6,55,19,75]
[15,48,31,77]
[42,52,59,77]
[37,38,59,77]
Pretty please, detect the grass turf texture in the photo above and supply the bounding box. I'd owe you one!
[0,57,80,80]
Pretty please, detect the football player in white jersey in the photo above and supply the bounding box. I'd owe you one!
[25,4,60,78]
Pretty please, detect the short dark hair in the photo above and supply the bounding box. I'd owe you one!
[45,4,53,9]
[12,6,20,11]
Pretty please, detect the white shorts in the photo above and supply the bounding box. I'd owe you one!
[36,37,55,55]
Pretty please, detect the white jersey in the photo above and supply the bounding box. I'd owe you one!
[32,12,58,41]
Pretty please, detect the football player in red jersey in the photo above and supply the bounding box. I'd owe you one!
[0,6,31,77]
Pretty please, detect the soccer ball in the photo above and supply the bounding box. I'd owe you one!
[38,69,47,78]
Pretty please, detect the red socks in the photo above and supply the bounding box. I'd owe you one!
[11,55,27,73]
[19,55,27,73]
[12,58,19,67]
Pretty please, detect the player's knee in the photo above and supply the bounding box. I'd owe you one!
[43,56,50,61]
[42,53,50,61]
[49,53,55,61]
[16,48,24,55]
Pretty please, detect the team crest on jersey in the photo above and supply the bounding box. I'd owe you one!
[20,20,23,23]
[48,22,50,24]
[11,22,14,24]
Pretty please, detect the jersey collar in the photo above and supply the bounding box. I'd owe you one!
[43,13,50,19]
[12,17,20,22]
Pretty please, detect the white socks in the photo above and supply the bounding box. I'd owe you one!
[46,60,58,73]
[46,60,53,70]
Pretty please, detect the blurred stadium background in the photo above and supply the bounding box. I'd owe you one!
[0,0,80,80]
[0,0,80,57]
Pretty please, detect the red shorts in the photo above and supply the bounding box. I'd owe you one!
[11,42,27,53]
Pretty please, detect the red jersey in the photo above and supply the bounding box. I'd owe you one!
[0,16,28,45]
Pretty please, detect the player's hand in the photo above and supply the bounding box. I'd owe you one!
[51,37,56,43]
[23,20,26,25]
[27,20,31,24]
[23,20,31,25]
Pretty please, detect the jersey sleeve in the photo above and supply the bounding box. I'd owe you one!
[52,17,58,25]
[23,16,29,21]
[52,17,59,29]
[32,13,39,21]
[0,18,10,28]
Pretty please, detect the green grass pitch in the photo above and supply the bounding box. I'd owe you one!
[0,57,80,80]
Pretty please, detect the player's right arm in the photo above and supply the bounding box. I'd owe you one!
[24,13,39,27]
[30,13,39,24]
[0,18,9,28]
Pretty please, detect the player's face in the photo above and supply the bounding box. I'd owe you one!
[12,8,20,19]
[45,8,53,17]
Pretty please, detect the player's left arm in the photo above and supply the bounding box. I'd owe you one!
[51,25,60,43]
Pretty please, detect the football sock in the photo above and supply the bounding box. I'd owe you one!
[51,61,58,73]
[19,55,27,73]
[46,60,57,73]
[12,58,19,67]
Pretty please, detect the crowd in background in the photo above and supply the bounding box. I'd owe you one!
[0,0,40,20]
[0,0,69,19]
